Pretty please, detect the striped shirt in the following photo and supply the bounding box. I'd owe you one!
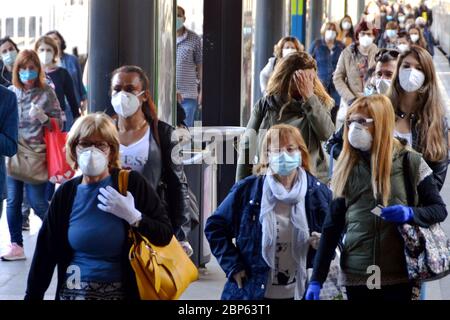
[176,29,202,100]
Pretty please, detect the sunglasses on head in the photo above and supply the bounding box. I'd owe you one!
[375,49,400,62]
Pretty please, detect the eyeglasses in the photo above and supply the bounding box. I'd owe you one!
[346,118,374,127]
[77,140,110,152]
[375,49,400,62]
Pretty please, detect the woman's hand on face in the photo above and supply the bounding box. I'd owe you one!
[294,69,315,100]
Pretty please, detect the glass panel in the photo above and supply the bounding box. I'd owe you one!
[18,17,25,37]
[155,0,177,125]
[29,17,36,39]
[240,0,256,126]
[6,18,14,37]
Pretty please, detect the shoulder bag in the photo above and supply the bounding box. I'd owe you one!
[118,170,198,300]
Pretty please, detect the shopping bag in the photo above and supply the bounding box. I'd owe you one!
[44,118,75,184]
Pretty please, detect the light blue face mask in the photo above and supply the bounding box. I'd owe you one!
[269,151,301,176]
[176,17,184,31]
[1,50,18,66]
[19,69,38,82]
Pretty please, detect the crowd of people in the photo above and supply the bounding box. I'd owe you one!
[0,0,449,301]
[209,0,450,301]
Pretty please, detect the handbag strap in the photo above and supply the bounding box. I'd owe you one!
[118,169,130,196]
[402,152,416,207]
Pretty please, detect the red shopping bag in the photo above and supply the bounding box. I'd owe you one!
[44,118,76,184]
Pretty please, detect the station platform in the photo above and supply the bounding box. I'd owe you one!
[1,49,450,300]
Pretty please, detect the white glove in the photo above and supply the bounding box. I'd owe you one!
[180,240,193,257]
[97,186,142,225]
[308,231,321,250]
[233,270,247,289]
[29,103,49,124]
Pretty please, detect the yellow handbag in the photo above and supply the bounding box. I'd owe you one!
[118,170,199,300]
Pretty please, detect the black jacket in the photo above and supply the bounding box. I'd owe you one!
[151,120,193,241]
[325,121,449,191]
[25,168,173,300]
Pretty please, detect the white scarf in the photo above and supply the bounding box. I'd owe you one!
[260,168,310,299]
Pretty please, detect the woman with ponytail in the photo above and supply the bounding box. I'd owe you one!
[110,66,194,254]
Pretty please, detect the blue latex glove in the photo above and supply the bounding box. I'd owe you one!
[305,281,321,300]
[380,205,414,223]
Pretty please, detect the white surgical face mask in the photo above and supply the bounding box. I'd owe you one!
[397,43,410,54]
[398,16,406,23]
[325,30,337,41]
[348,122,373,152]
[77,147,109,177]
[399,67,425,93]
[410,34,420,43]
[39,51,53,66]
[375,78,392,94]
[342,21,352,31]
[111,91,144,118]
[282,48,296,58]
[359,35,373,48]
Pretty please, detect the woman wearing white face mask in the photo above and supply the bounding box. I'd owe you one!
[259,36,304,95]
[310,22,345,123]
[305,95,447,301]
[326,49,400,160]
[206,124,331,300]
[333,21,378,129]
[407,26,428,52]
[110,65,196,256]
[25,113,172,300]
[34,36,80,132]
[0,37,20,87]
[389,45,449,191]
[337,15,355,47]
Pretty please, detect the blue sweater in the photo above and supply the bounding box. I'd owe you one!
[68,176,126,282]
[0,86,18,200]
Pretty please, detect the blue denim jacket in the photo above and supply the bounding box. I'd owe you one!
[309,39,345,87]
[205,173,331,300]
[0,86,18,200]
[60,53,87,105]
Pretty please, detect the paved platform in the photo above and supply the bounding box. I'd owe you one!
[0,49,450,300]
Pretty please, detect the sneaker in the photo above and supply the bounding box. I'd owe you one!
[22,218,30,231]
[1,243,26,261]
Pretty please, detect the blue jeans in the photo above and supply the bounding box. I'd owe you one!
[63,106,75,132]
[6,177,49,246]
[181,98,199,127]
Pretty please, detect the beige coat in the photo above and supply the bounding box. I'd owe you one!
[333,43,378,104]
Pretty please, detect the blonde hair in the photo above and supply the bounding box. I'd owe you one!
[273,36,304,59]
[389,45,447,162]
[331,95,397,206]
[254,124,312,176]
[66,113,121,170]
[34,36,59,64]
[266,51,334,113]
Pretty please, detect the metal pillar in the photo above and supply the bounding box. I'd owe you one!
[88,0,157,115]
[357,0,366,19]
[252,0,288,105]
[203,0,242,204]
[308,0,324,50]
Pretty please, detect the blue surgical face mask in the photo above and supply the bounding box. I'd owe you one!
[19,69,38,82]
[176,17,184,31]
[1,50,18,66]
[269,151,301,176]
